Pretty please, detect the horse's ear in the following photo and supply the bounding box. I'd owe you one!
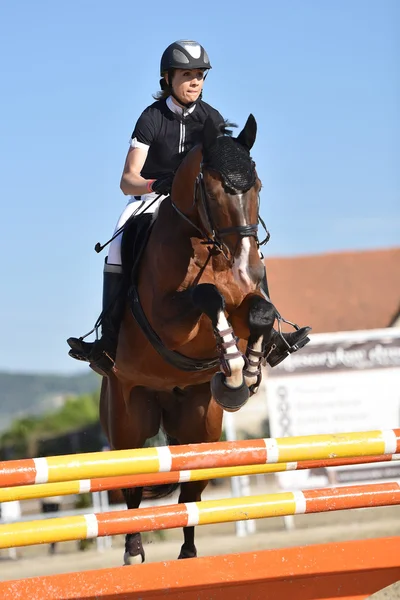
[237,114,257,150]
[203,116,221,151]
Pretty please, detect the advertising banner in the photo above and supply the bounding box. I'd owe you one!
[267,328,400,490]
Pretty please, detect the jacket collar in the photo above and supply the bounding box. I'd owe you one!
[166,95,197,116]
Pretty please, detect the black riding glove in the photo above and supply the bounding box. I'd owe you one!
[151,173,174,195]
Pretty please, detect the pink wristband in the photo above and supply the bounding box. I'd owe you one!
[146,180,155,193]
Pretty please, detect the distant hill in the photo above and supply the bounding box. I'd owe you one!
[0,370,100,432]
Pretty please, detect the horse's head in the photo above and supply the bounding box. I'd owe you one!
[198,114,265,293]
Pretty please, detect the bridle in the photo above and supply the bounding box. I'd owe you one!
[171,166,270,260]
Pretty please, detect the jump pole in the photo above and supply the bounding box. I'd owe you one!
[1,428,399,487]
[1,452,399,503]
[0,481,398,549]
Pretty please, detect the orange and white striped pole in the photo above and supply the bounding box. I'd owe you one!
[0,481,399,549]
[1,429,399,488]
[0,453,399,503]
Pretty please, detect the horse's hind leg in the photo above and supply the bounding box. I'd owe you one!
[177,481,208,559]
[122,488,145,565]
[162,382,223,559]
[100,377,161,564]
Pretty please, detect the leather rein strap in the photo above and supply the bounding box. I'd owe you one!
[171,168,270,254]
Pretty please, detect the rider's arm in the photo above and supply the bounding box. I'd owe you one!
[120,146,154,196]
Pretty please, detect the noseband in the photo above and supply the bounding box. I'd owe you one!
[196,171,259,243]
[171,167,269,259]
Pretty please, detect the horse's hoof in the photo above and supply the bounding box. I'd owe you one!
[123,551,144,565]
[178,549,197,559]
[178,543,197,559]
[211,372,250,412]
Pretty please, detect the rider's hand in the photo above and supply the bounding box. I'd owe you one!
[150,173,174,195]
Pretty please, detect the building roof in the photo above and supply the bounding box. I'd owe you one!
[265,247,400,334]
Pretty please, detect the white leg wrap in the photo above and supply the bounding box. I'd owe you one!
[243,335,263,391]
[215,312,244,389]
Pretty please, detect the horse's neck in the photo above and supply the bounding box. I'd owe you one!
[141,145,230,289]
[172,146,202,214]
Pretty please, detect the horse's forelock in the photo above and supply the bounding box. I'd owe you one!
[218,120,237,137]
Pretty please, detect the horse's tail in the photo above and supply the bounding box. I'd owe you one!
[142,433,181,500]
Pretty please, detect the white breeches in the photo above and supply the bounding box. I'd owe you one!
[107,193,166,266]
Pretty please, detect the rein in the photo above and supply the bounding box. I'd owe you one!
[171,167,270,259]
[94,194,163,254]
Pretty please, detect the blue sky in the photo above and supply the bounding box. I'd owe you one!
[0,0,398,373]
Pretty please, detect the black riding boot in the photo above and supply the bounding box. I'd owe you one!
[67,262,126,376]
[260,268,311,368]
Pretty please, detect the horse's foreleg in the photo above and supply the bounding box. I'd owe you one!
[191,284,249,412]
[229,293,275,394]
[243,336,265,393]
[101,378,161,565]
[243,295,275,394]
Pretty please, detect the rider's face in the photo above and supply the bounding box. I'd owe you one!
[168,69,206,105]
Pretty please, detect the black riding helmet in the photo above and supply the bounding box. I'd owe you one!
[159,40,211,108]
[160,40,211,75]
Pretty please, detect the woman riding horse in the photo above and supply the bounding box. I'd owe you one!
[67,39,310,374]
[67,40,312,565]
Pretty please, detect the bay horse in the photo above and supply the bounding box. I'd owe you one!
[100,115,277,564]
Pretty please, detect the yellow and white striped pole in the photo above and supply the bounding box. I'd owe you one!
[1,453,399,503]
[1,429,399,487]
[0,481,399,549]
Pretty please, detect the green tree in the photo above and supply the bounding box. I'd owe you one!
[1,415,40,456]
[0,391,100,458]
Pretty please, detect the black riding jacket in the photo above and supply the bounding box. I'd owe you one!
[131,97,224,179]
